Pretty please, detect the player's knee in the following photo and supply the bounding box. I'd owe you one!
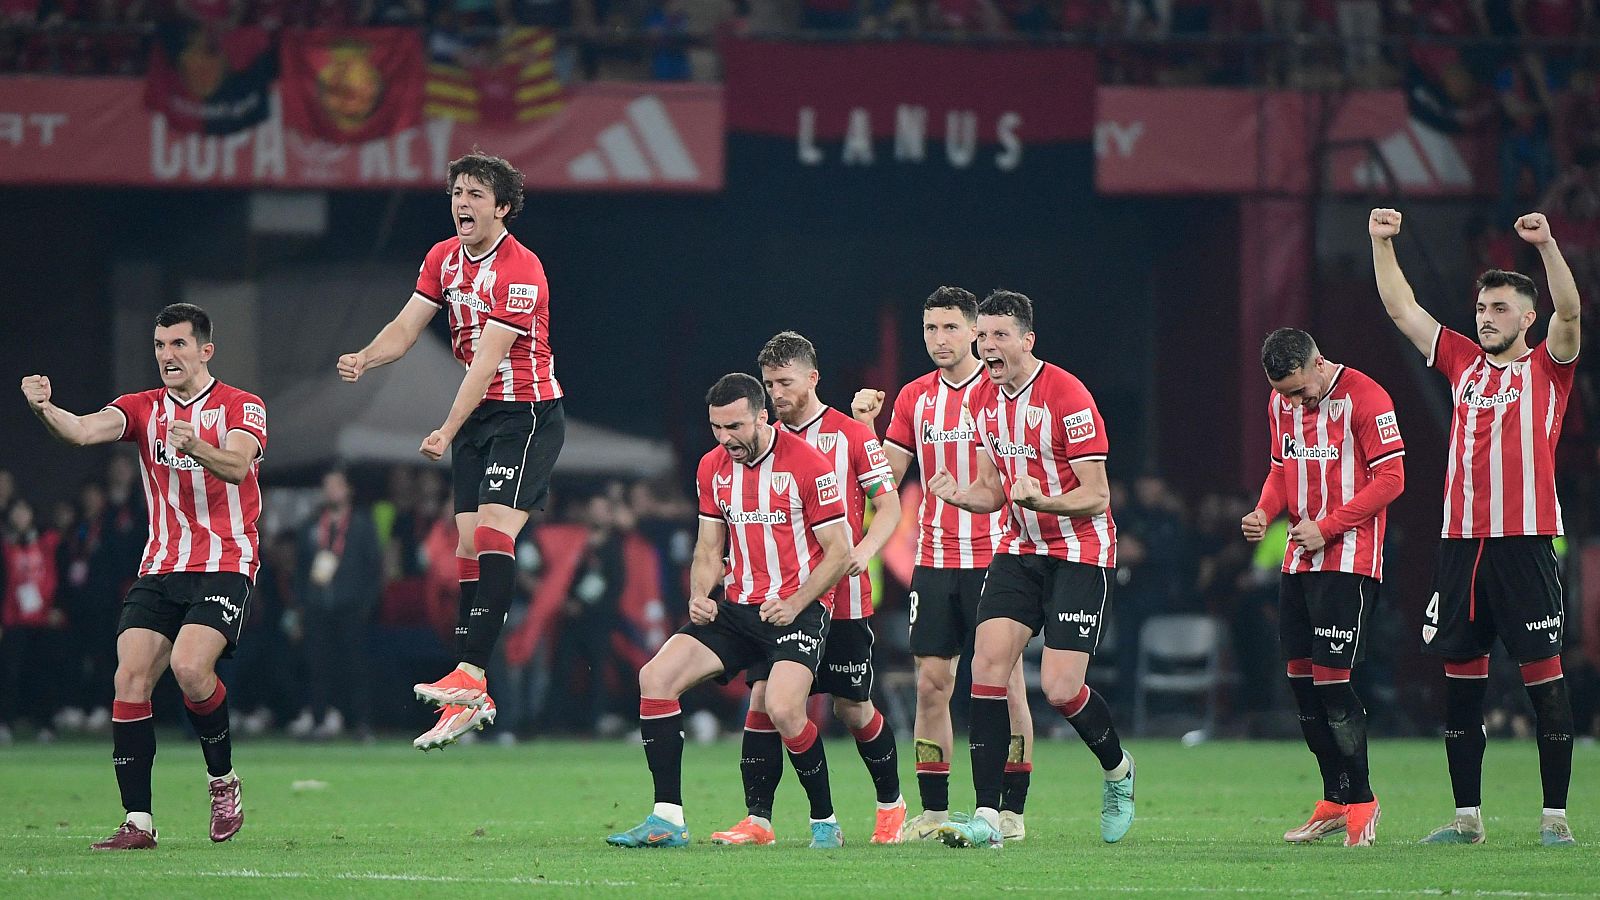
[831,696,872,729]
[168,655,215,699]
[456,536,476,558]
[766,701,808,738]
[637,658,675,699]
[917,662,954,702]
[1041,674,1086,709]
[970,653,1013,688]
[112,665,155,702]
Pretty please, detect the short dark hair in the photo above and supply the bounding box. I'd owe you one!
[1475,269,1538,308]
[154,303,212,344]
[1261,328,1319,381]
[756,331,818,371]
[924,286,978,322]
[448,151,525,222]
[706,373,767,415]
[978,289,1034,333]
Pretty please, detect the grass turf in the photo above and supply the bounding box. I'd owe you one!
[1,735,1595,897]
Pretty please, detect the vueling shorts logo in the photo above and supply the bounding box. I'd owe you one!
[486,463,517,490]
[1314,626,1355,642]
[1525,614,1562,632]
[207,594,242,625]
[1058,610,1098,637]
[827,659,869,686]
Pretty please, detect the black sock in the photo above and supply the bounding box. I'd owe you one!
[970,685,1010,811]
[463,530,516,669]
[851,710,901,805]
[1315,680,1372,804]
[740,712,783,819]
[1289,675,1347,802]
[784,722,833,820]
[183,680,233,778]
[640,699,684,806]
[111,700,156,815]
[1058,686,1125,771]
[1443,673,1488,809]
[453,577,478,658]
[915,739,950,813]
[1525,674,1573,810]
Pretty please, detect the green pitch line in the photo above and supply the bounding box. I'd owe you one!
[1,737,1595,898]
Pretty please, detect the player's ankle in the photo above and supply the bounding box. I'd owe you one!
[652,802,685,826]
[455,663,486,681]
[126,812,154,833]
[974,807,1000,829]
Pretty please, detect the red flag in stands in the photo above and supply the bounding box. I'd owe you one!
[280,28,423,144]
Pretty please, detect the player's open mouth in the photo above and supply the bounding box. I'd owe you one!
[984,356,1005,374]
[163,364,182,376]
[457,214,474,233]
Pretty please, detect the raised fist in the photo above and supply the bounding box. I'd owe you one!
[337,352,368,383]
[1515,212,1552,245]
[20,375,51,410]
[1369,208,1402,241]
[851,388,886,424]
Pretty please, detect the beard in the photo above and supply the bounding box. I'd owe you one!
[1479,329,1518,355]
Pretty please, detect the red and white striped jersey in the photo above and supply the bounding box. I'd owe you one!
[1430,326,1577,538]
[414,230,562,403]
[885,368,1006,569]
[107,379,266,580]
[970,362,1117,567]
[697,426,849,608]
[784,406,897,619]
[1267,366,1405,577]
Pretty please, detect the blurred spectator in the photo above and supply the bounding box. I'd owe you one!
[546,493,628,734]
[289,470,382,741]
[361,0,428,25]
[174,0,243,27]
[628,477,693,612]
[0,468,15,519]
[56,480,118,734]
[103,454,147,582]
[644,0,691,80]
[1494,54,1559,226]
[231,530,300,735]
[0,499,65,744]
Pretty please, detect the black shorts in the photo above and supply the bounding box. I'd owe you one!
[1422,536,1565,663]
[452,398,566,514]
[680,599,830,686]
[977,554,1112,654]
[1278,572,1377,670]
[811,618,877,702]
[908,566,986,658]
[117,572,252,656]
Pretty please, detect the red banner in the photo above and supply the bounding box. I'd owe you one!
[145,24,276,135]
[1095,87,1490,196]
[0,78,722,191]
[280,28,424,144]
[724,38,1094,171]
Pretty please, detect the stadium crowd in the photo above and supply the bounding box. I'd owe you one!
[2,455,1590,745]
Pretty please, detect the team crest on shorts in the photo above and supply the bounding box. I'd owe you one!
[771,472,792,495]
[817,434,837,454]
[1026,407,1044,430]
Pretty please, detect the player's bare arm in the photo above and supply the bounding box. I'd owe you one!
[170,423,261,486]
[21,376,126,446]
[687,517,727,625]
[850,387,885,426]
[1518,212,1582,362]
[927,450,1006,514]
[760,519,852,627]
[1016,458,1111,517]
[1369,208,1442,357]
[420,323,519,460]
[848,484,901,577]
[337,295,438,382]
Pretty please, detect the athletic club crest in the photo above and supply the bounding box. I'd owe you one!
[771,473,792,495]
[817,434,837,454]
[201,409,219,429]
[1026,407,1044,430]
[1328,400,1346,422]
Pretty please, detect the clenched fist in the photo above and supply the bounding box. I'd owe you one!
[851,388,886,424]
[337,352,368,383]
[1010,473,1045,510]
[926,468,959,502]
[1288,518,1326,553]
[689,595,718,625]
[1240,507,1268,542]
[420,430,449,461]
[1515,212,1553,245]
[20,375,51,410]
[1369,208,1402,241]
[168,419,198,453]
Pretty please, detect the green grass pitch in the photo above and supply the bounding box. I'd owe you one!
[2,736,1595,897]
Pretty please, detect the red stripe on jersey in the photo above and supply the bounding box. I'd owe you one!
[885,368,1006,570]
[970,362,1116,567]
[108,379,265,580]
[1431,327,1575,538]
[1266,366,1404,579]
[414,231,562,404]
[696,427,847,608]
[786,406,896,619]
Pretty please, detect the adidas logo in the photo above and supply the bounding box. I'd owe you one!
[1350,117,1472,192]
[567,95,700,185]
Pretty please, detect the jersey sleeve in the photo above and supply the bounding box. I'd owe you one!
[1057,379,1108,462]
[800,452,847,534]
[414,241,447,307]
[105,392,146,443]
[224,391,268,457]
[846,420,897,499]
[1351,381,1405,468]
[696,452,722,523]
[1537,339,1580,391]
[1427,325,1482,380]
[883,383,918,456]
[486,256,545,337]
[1267,394,1284,468]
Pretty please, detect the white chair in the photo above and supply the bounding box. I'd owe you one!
[1133,614,1224,738]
